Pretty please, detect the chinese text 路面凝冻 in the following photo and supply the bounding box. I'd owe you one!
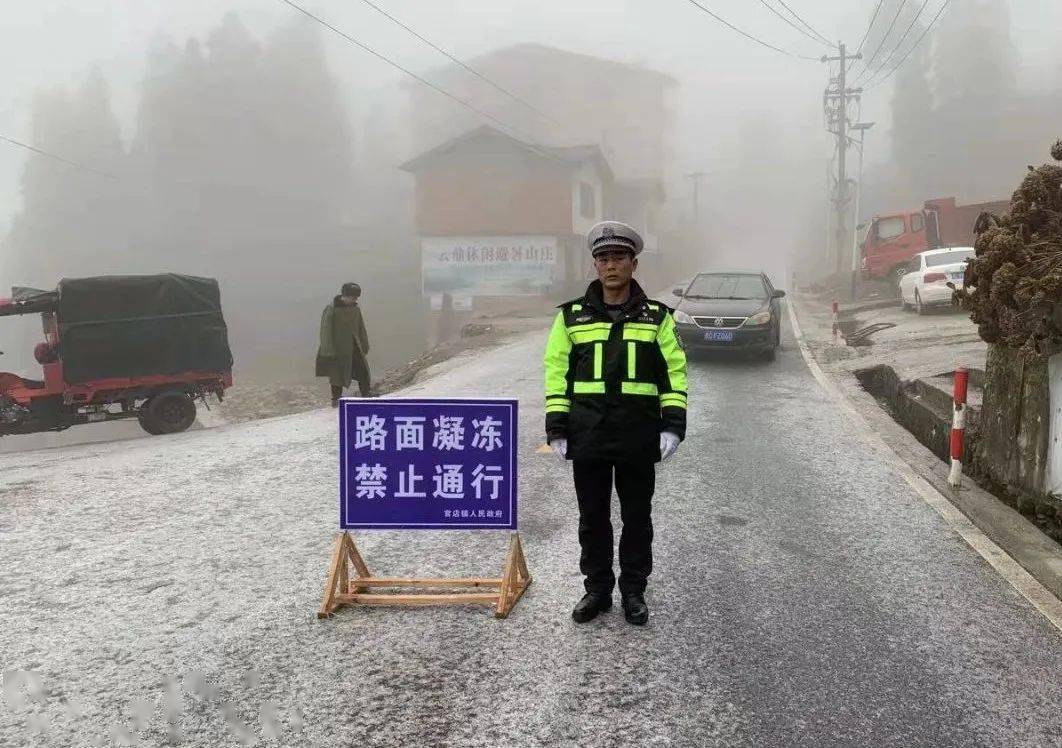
[355,414,504,453]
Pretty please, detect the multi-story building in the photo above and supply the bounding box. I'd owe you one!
[406,43,677,254]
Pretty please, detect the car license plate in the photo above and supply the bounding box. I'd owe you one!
[950,271,964,280]
[705,330,734,342]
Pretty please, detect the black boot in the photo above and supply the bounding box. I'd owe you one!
[622,593,648,625]
[572,592,612,623]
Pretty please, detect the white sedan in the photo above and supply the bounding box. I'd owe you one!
[899,247,975,314]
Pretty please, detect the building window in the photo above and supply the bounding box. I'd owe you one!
[579,182,596,219]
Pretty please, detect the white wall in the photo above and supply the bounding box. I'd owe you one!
[1046,353,1062,495]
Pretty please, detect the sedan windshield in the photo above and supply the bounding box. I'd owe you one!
[684,274,768,300]
[925,249,974,267]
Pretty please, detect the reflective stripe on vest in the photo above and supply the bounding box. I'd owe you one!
[568,323,612,345]
[573,381,606,395]
[621,381,659,396]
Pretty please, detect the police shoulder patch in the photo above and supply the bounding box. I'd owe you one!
[637,301,666,324]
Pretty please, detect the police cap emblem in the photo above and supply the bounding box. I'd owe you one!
[587,221,644,258]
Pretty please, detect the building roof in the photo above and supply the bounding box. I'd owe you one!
[420,42,677,87]
[399,125,614,181]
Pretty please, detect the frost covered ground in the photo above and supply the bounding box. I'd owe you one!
[3,328,1062,747]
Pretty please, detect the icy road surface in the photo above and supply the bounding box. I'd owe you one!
[2,318,1062,746]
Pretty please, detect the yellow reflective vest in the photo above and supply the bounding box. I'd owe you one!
[543,280,688,462]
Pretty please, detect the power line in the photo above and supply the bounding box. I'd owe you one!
[855,0,886,55]
[773,0,836,47]
[855,0,908,82]
[682,0,820,61]
[277,0,563,161]
[356,0,561,128]
[866,0,952,90]
[757,0,834,49]
[864,0,931,85]
[0,134,119,180]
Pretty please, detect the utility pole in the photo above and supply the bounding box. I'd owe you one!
[822,43,862,287]
[684,171,710,224]
[849,121,875,300]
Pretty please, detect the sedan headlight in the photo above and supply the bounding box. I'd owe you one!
[674,309,696,325]
[746,308,772,326]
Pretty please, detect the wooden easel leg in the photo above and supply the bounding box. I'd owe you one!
[318,532,350,619]
[494,534,517,618]
[338,548,350,597]
[506,532,532,613]
[342,533,371,593]
[343,533,371,577]
[514,533,531,584]
[496,533,528,619]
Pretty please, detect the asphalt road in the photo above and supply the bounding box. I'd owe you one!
[2,311,1062,746]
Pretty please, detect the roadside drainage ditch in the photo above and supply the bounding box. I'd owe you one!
[856,364,1062,544]
[855,364,980,465]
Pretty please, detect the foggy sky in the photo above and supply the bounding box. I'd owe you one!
[2,0,1060,235]
[2,0,1061,386]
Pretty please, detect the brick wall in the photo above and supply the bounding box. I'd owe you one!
[414,158,573,236]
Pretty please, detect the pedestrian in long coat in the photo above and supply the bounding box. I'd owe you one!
[317,282,371,405]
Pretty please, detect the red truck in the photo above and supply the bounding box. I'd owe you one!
[0,274,233,438]
[860,196,1011,286]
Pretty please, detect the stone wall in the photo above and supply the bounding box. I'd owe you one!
[974,344,1062,541]
[975,345,1049,493]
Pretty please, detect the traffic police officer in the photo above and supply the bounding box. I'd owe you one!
[543,221,688,625]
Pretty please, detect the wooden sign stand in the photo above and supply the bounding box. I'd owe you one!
[317,531,531,619]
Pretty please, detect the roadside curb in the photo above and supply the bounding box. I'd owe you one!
[788,297,1062,634]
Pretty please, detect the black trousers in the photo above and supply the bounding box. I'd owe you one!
[573,459,655,596]
[331,351,371,399]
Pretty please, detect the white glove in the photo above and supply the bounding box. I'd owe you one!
[550,438,568,459]
[659,431,680,462]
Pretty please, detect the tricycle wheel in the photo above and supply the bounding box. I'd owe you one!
[138,392,197,435]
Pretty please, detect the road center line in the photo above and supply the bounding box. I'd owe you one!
[786,300,1062,635]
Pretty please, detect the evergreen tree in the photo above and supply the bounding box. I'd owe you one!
[5,68,126,284]
[928,0,1016,198]
[889,40,934,199]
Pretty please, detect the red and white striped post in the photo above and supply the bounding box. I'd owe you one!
[831,301,840,343]
[948,367,970,487]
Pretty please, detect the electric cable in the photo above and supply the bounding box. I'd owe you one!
[682,0,820,61]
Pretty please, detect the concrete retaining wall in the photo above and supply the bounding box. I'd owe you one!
[976,345,1049,495]
[970,345,1062,541]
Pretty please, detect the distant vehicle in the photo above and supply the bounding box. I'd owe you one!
[898,248,974,315]
[655,278,694,307]
[0,274,233,437]
[861,196,1007,286]
[670,270,786,360]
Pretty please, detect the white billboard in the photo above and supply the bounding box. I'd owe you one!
[421,236,559,297]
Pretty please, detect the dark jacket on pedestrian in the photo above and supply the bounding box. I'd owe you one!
[543,279,688,463]
[316,297,369,389]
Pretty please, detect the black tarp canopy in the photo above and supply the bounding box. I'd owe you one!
[56,274,233,384]
[0,287,57,317]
